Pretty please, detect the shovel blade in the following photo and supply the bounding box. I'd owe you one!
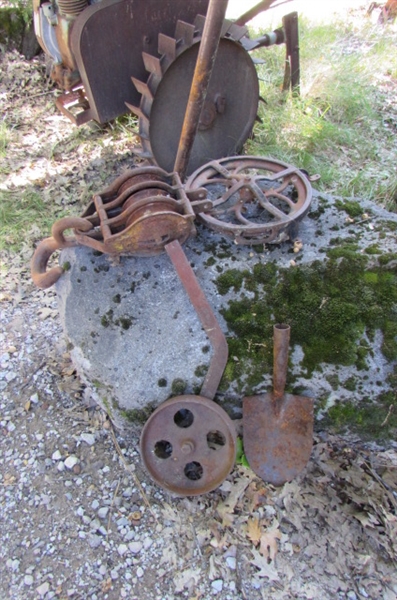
[243,392,314,486]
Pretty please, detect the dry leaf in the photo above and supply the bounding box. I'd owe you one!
[250,548,279,581]
[259,526,281,561]
[246,517,262,546]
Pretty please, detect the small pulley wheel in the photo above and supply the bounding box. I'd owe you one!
[140,395,237,496]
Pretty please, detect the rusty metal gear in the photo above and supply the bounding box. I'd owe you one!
[140,395,237,496]
[185,156,313,244]
[127,16,259,176]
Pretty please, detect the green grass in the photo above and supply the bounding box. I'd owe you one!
[248,16,397,207]
[0,188,62,252]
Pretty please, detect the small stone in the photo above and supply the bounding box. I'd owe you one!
[128,541,142,554]
[64,455,79,470]
[98,507,109,519]
[117,544,128,556]
[91,499,99,510]
[143,537,153,550]
[226,557,236,570]
[211,580,223,593]
[52,450,62,461]
[7,422,16,432]
[80,432,95,446]
[88,534,102,549]
[136,567,144,578]
[24,575,34,586]
[57,462,65,472]
[36,582,50,597]
[73,464,81,475]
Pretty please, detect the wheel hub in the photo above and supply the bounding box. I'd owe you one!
[140,395,237,496]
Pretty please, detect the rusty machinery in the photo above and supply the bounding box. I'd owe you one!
[33,0,300,173]
[32,0,315,495]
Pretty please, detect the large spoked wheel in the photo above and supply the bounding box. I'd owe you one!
[140,395,237,496]
[185,156,313,244]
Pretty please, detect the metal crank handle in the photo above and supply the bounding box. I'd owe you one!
[31,217,93,289]
[165,239,228,400]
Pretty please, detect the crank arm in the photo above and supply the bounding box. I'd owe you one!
[165,240,228,400]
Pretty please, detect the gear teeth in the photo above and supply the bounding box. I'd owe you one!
[125,101,142,119]
[174,20,195,47]
[158,34,177,61]
[194,14,206,33]
[131,77,153,100]
[226,23,249,41]
[125,102,150,127]
[142,52,163,77]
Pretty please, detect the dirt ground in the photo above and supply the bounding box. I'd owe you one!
[1,2,397,599]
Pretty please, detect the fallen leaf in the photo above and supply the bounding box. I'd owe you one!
[250,548,279,581]
[246,517,262,546]
[259,526,281,561]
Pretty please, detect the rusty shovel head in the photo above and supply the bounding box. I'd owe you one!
[243,323,314,486]
[243,391,314,486]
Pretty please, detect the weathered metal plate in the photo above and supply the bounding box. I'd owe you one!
[70,0,210,123]
[146,38,259,174]
[243,392,314,486]
[140,395,237,496]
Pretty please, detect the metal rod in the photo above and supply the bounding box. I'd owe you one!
[273,324,290,400]
[282,12,300,93]
[173,0,229,180]
[234,0,278,26]
[165,240,228,400]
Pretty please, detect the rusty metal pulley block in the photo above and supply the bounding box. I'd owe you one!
[185,156,313,245]
[31,166,212,289]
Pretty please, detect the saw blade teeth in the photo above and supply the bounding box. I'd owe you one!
[226,23,249,41]
[158,34,177,61]
[174,20,195,47]
[142,52,163,77]
[131,77,153,100]
[194,14,206,33]
[220,19,234,37]
[125,101,143,119]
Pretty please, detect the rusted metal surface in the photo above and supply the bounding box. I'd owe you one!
[243,325,314,486]
[282,12,300,93]
[128,17,257,175]
[140,395,236,496]
[185,156,312,244]
[173,0,229,179]
[165,239,228,401]
[30,167,197,289]
[68,0,210,124]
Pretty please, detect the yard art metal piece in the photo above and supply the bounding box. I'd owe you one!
[31,0,315,494]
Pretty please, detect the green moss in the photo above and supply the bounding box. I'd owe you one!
[113,293,121,303]
[120,404,156,425]
[325,391,397,439]
[157,378,167,387]
[364,245,380,255]
[62,261,71,272]
[115,316,133,330]
[216,255,397,389]
[171,378,187,396]
[205,256,216,267]
[335,199,364,218]
[194,365,208,378]
[216,268,247,295]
